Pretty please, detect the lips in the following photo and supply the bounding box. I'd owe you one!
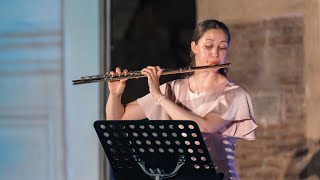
[208,60,220,65]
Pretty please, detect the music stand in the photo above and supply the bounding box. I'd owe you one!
[94,120,221,180]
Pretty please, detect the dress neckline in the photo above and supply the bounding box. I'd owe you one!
[186,77,229,96]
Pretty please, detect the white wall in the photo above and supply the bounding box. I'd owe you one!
[0,0,104,179]
[63,0,100,179]
[0,0,65,179]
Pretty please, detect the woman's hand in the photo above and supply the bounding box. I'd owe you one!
[107,67,128,96]
[141,66,164,99]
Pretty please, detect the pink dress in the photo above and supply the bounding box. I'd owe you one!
[137,78,257,180]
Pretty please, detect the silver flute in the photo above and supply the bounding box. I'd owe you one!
[72,63,231,85]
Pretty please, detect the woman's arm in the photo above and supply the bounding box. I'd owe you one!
[156,96,230,133]
[106,97,146,120]
[105,67,146,120]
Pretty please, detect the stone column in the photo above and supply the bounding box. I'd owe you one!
[304,0,320,140]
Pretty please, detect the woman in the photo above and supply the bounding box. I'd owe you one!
[106,19,257,179]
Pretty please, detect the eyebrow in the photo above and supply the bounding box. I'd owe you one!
[205,39,227,43]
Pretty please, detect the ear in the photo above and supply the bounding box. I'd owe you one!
[191,41,198,55]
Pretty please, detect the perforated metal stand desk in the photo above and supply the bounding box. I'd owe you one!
[94,120,222,180]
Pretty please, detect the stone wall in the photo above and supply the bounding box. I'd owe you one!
[226,16,320,180]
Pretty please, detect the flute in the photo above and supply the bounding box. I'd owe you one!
[72,63,231,85]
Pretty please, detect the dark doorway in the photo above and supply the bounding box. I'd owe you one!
[111,0,196,104]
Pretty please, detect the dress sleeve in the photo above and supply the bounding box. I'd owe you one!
[208,88,257,140]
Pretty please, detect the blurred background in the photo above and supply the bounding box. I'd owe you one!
[1,0,320,180]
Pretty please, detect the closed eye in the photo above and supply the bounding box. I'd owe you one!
[219,46,228,50]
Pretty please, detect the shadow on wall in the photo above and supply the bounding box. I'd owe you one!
[299,150,320,179]
[284,146,320,180]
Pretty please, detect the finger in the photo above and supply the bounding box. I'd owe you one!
[142,68,156,82]
[141,68,151,76]
[108,71,116,84]
[119,69,128,83]
[156,66,163,76]
[145,66,158,80]
[141,68,152,75]
[142,70,156,86]
[115,67,121,76]
[142,68,160,88]
[109,71,115,77]
[147,66,157,75]
[123,69,128,76]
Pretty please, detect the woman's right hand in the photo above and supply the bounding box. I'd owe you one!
[107,67,128,96]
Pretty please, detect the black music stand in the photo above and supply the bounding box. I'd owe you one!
[94,120,222,180]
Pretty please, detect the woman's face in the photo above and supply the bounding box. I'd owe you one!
[191,29,229,66]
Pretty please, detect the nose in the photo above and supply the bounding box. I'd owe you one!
[212,47,219,58]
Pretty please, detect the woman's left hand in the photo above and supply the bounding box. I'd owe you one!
[141,66,164,99]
